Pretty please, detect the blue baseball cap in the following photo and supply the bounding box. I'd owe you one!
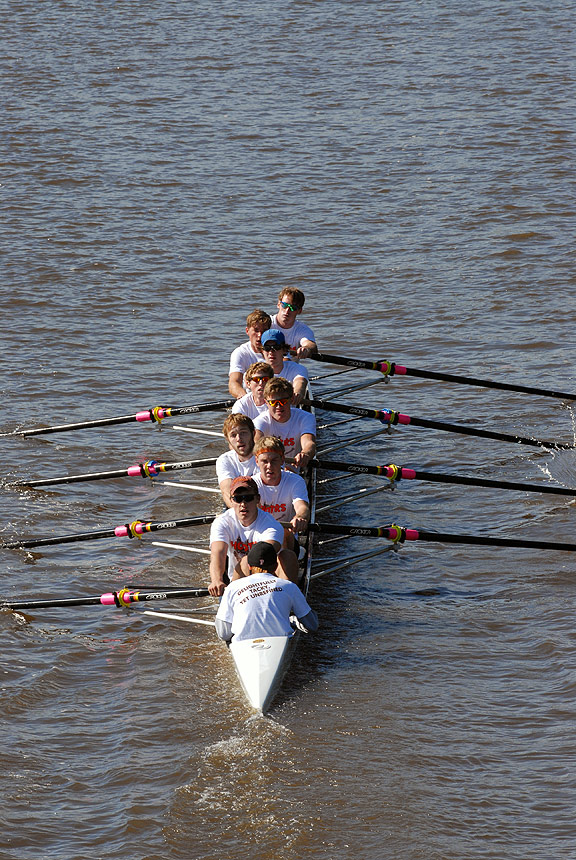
[261,329,286,347]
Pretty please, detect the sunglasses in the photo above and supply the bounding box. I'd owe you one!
[232,493,257,503]
[261,342,283,351]
[280,300,300,312]
[267,397,290,407]
[248,376,270,384]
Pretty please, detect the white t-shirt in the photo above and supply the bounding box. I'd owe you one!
[231,393,268,420]
[215,571,313,641]
[270,315,316,349]
[215,450,258,483]
[254,407,316,458]
[254,470,309,521]
[210,507,284,570]
[229,341,263,375]
[275,359,309,385]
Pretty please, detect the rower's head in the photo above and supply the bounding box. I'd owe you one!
[229,476,260,515]
[254,435,285,483]
[245,309,271,353]
[245,361,274,400]
[276,289,305,328]
[222,414,255,458]
[260,329,288,366]
[247,541,278,575]
[263,378,293,422]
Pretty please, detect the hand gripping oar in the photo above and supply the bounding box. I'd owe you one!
[2,587,210,612]
[0,399,234,438]
[12,457,219,489]
[308,522,576,552]
[313,459,576,498]
[311,353,576,401]
[309,399,574,450]
[1,514,217,550]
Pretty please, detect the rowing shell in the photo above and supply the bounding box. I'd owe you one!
[227,394,317,713]
[229,633,300,712]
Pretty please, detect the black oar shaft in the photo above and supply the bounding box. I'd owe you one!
[309,522,576,552]
[310,399,571,450]
[399,366,576,401]
[3,587,210,611]
[2,515,216,550]
[314,459,576,497]
[312,353,576,401]
[14,457,218,488]
[1,399,234,438]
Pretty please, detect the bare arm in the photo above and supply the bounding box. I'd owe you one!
[291,338,317,360]
[209,542,228,597]
[293,433,316,470]
[290,498,310,534]
[291,376,308,407]
[219,478,233,509]
[228,372,246,399]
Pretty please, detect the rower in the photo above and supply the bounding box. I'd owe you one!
[228,309,272,399]
[253,435,310,552]
[231,361,274,420]
[214,541,318,644]
[254,378,316,472]
[216,414,258,508]
[270,288,317,360]
[208,477,300,596]
[259,329,309,406]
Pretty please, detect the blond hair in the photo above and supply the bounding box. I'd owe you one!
[278,288,305,309]
[254,435,285,458]
[245,361,274,382]
[246,309,272,329]
[263,377,293,401]
[222,413,255,440]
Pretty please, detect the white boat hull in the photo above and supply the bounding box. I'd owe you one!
[229,633,297,713]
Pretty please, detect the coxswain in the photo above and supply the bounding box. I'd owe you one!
[216,414,258,508]
[228,309,272,399]
[231,361,274,420]
[270,288,317,360]
[253,378,316,472]
[208,477,300,597]
[214,542,318,644]
[253,435,310,552]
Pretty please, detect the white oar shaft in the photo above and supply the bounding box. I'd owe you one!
[169,425,225,437]
[150,541,211,554]
[316,482,391,514]
[142,610,215,625]
[159,481,221,493]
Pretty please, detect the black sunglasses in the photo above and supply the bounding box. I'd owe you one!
[232,493,257,503]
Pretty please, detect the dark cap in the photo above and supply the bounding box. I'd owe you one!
[230,476,258,496]
[261,328,286,347]
[247,541,278,571]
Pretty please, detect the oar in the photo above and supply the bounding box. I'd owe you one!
[311,353,576,401]
[309,399,573,450]
[12,457,219,489]
[2,586,210,611]
[1,514,217,550]
[0,399,234,438]
[313,459,576,498]
[308,522,576,552]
